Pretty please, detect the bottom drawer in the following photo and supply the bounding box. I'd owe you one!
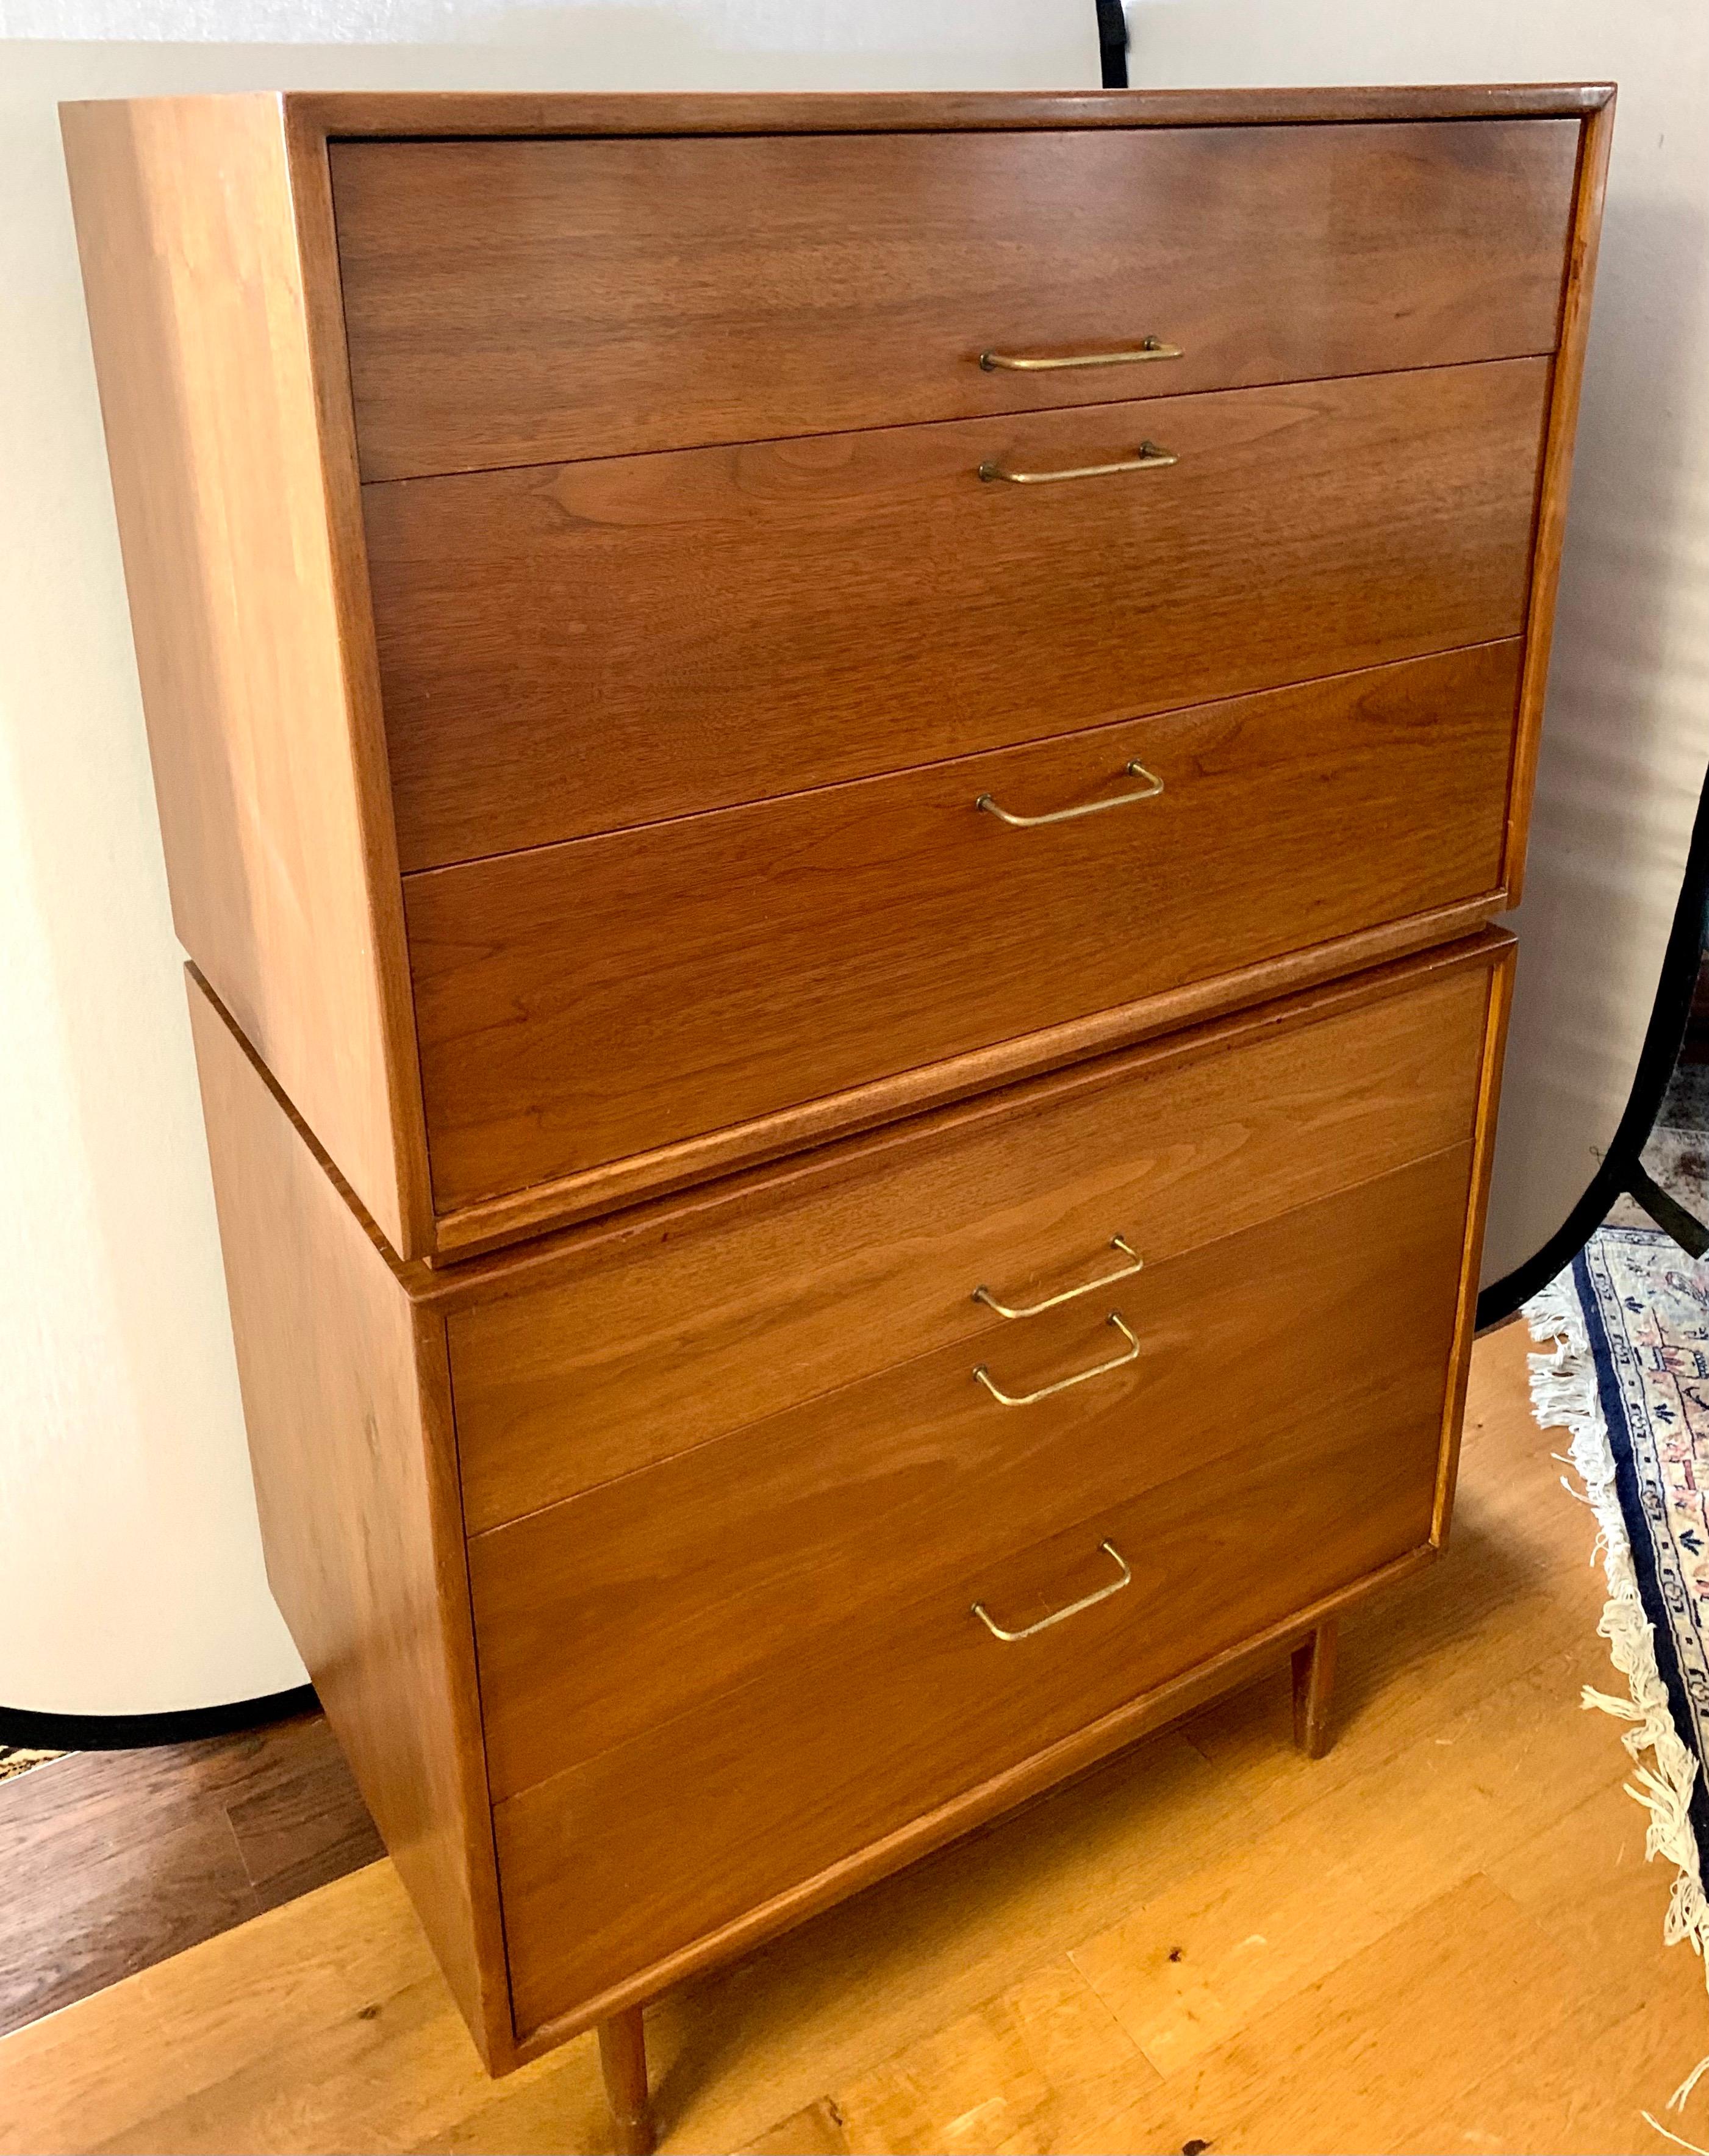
[493,1141,1471,2038]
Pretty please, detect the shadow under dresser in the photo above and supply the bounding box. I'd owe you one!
[62,81,1611,2152]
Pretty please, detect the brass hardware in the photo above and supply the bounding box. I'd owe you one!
[976,761,1163,829]
[973,1541,1133,1642]
[978,440,1177,485]
[973,1236,1143,1319]
[979,339,1183,373]
[973,1312,1141,1407]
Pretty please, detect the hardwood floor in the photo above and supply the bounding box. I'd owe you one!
[0,1711,381,2038]
[2,1320,1705,2155]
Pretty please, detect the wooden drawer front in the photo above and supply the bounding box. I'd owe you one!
[490,1145,1467,2035]
[372,359,1548,869]
[408,645,1516,1214]
[331,121,1576,482]
[448,947,1497,1533]
[472,1141,1473,1802]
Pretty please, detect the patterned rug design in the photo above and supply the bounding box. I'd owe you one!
[0,1748,63,1785]
[1528,1225,1709,2132]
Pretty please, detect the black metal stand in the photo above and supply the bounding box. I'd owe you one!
[1096,0,1129,87]
[0,1686,317,1752]
[1478,771,1709,1327]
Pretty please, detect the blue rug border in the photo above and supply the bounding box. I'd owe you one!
[1572,1241,1709,1872]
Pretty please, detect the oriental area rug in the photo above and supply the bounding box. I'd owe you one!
[1528,1224,1709,2143]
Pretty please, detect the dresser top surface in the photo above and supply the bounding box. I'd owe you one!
[61,82,1614,137]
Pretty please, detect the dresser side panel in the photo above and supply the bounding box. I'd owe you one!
[184,966,511,2069]
[1505,95,1614,901]
[1433,935,1517,1542]
[60,95,425,1256]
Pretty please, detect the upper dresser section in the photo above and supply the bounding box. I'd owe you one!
[62,88,1613,1262]
[330,120,1578,480]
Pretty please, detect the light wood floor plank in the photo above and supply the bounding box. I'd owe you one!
[773,1957,1152,2156]
[1064,1871,1603,2155]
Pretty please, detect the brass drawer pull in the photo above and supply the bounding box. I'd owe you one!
[973,1236,1142,1319]
[973,1541,1133,1642]
[976,761,1163,828]
[978,440,1177,485]
[973,1311,1141,1407]
[979,339,1183,372]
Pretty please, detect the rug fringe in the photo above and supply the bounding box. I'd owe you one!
[1642,2110,1709,2155]
[1525,1277,1709,2113]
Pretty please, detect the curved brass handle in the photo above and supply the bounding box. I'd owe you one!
[973,1542,1133,1642]
[976,761,1163,829]
[978,440,1177,485]
[973,1312,1141,1408]
[979,339,1182,372]
[973,1236,1142,1320]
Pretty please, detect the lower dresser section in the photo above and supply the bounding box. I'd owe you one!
[492,1142,1470,2035]
[186,929,1511,2066]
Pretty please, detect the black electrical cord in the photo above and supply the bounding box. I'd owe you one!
[1097,0,1129,88]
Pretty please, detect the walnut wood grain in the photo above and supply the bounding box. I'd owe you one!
[471,1141,1475,1801]
[425,901,1507,1259]
[448,941,1496,1534]
[1504,91,1616,903]
[372,364,1548,868]
[598,2010,654,2156]
[60,96,431,1257]
[405,644,1521,1212]
[332,119,1577,481]
[1431,936,1517,1545]
[1291,1621,1340,1760]
[202,929,1513,1313]
[184,967,511,2071]
[293,85,1616,144]
[508,1544,1438,2065]
[492,1146,1466,2034]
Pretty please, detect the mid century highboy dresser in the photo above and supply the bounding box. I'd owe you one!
[63,83,1611,2151]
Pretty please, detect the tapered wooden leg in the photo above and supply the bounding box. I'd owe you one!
[1291,1618,1339,1759]
[598,2006,655,2156]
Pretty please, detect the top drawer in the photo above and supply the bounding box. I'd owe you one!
[329,120,1578,480]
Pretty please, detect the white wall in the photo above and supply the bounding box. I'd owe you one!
[0,14,1098,1716]
[1124,1,1709,1284]
[0,3,1094,60]
[4,2,1700,1712]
